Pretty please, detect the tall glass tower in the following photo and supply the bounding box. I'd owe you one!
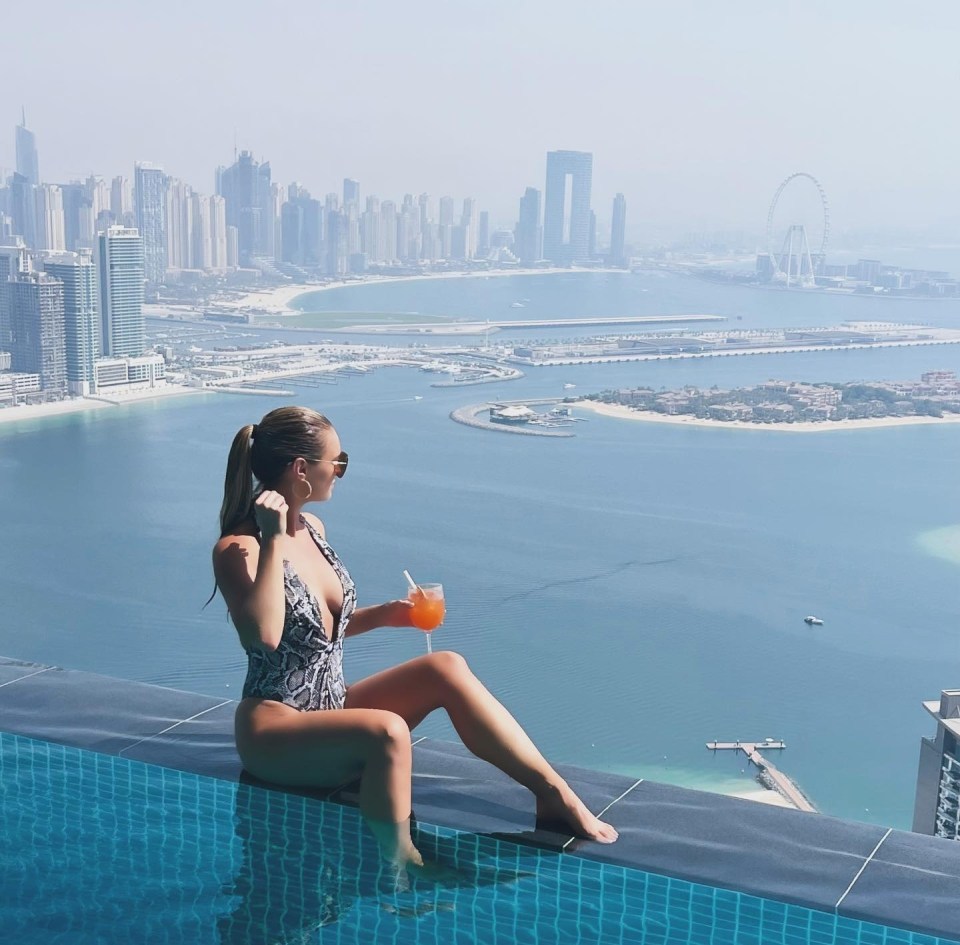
[9,271,66,392]
[97,226,145,357]
[41,250,100,394]
[543,150,593,264]
[134,163,167,283]
[15,108,39,186]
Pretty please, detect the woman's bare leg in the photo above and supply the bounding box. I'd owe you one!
[235,699,422,866]
[344,652,618,843]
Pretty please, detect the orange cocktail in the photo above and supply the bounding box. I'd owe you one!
[408,583,445,631]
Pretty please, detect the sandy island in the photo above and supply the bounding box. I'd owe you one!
[219,267,613,316]
[573,399,960,433]
[0,384,206,429]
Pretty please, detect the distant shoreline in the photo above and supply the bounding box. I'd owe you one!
[572,399,960,432]
[0,385,206,430]
[220,267,625,317]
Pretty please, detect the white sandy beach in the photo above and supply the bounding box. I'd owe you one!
[0,384,205,428]
[221,267,606,316]
[573,399,960,433]
[729,788,796,808]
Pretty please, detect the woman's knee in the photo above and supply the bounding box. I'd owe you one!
[426,650,472,684]
[364,709,412,761]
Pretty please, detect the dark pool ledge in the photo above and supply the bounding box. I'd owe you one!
[2,656,958,942]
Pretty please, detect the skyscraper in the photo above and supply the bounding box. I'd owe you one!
[543,150,593,264]
[34,184,66,251]
[9,271,66,392]
[343,179,360,209]
[610,193,627,266]
[914,689,960,839]
[216,151,272,263]
[9,173,37,248]
[209,196,228,271]
[110,176,133,222]
[15,108,39,186]
[516,187,542,265]
[0,240,29,351]
[134,163,167,283]
[477,211,490,258]
[97,227,144,357]
[60,182,90,252]
[165,178,193,270]
[41,250,99,394]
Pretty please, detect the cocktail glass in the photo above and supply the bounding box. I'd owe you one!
[408,582,445,653]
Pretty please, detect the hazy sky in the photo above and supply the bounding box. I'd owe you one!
[3,1,959,235]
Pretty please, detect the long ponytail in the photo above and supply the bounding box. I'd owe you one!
[219,423,257,537]
[206,407,333,608]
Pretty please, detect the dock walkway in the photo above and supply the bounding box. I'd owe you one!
[707,740,817,813]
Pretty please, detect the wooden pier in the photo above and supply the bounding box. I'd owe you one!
[707,740,817,813]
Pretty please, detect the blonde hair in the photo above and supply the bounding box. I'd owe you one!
[217,406,332,537]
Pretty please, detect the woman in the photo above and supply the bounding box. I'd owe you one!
[212,406,617,868]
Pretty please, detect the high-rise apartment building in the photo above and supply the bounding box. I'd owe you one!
[134,163,167,283]
[209,196,228,271]
[543,150,593,264]
[343,179,360,209]
[60,182,90,252]
[191,193,212,271]
[35,184,66,252]
[15,109,39,186]
[610,193,627,266]
[516,187,542,265]
[477,211,490,258]
[8,271,66,392]
[97,226,144,357]
[165,178,193,271]
[9,174,37,248]
[914,689,960,839]
[0,240,30,350]
[40,250,99,394]
[217,151,272,263]
[111,176,133,222]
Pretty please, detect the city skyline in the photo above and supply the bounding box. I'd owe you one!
[4,2,960,234]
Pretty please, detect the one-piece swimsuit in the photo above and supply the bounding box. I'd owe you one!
[241,516,356,711]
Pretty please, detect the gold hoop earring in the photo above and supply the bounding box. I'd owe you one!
[294,478,313,501]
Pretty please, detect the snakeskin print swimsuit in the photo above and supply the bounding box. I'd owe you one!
[242,517,357,711]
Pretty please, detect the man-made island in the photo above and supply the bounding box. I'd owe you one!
[575,371,960,432]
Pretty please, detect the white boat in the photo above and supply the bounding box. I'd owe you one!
[413,395,423,401]
[510,301,525,308]
[803,615,824,626]
[563,383,576,389]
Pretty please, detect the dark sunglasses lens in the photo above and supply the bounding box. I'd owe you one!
[337,451,348,478]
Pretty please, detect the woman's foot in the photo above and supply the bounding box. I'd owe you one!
[536,786,619,843]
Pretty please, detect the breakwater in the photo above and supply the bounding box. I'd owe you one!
[450,399,575,437]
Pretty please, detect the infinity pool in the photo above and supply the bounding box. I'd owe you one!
[1,731,955,945]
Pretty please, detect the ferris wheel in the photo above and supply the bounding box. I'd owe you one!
[765,173,830,287]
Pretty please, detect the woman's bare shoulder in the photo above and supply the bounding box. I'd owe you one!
[302,512,326,538]
[213,523,259,559]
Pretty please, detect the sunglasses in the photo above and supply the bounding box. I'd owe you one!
[314,450,349,479]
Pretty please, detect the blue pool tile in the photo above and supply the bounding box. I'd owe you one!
[0,666,230,755]
[572,778,889,914]
[839,829,960,941]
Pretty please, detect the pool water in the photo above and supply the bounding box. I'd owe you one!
[0,732,955,945]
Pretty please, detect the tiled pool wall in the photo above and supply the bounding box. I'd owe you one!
[1,656,959,942]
